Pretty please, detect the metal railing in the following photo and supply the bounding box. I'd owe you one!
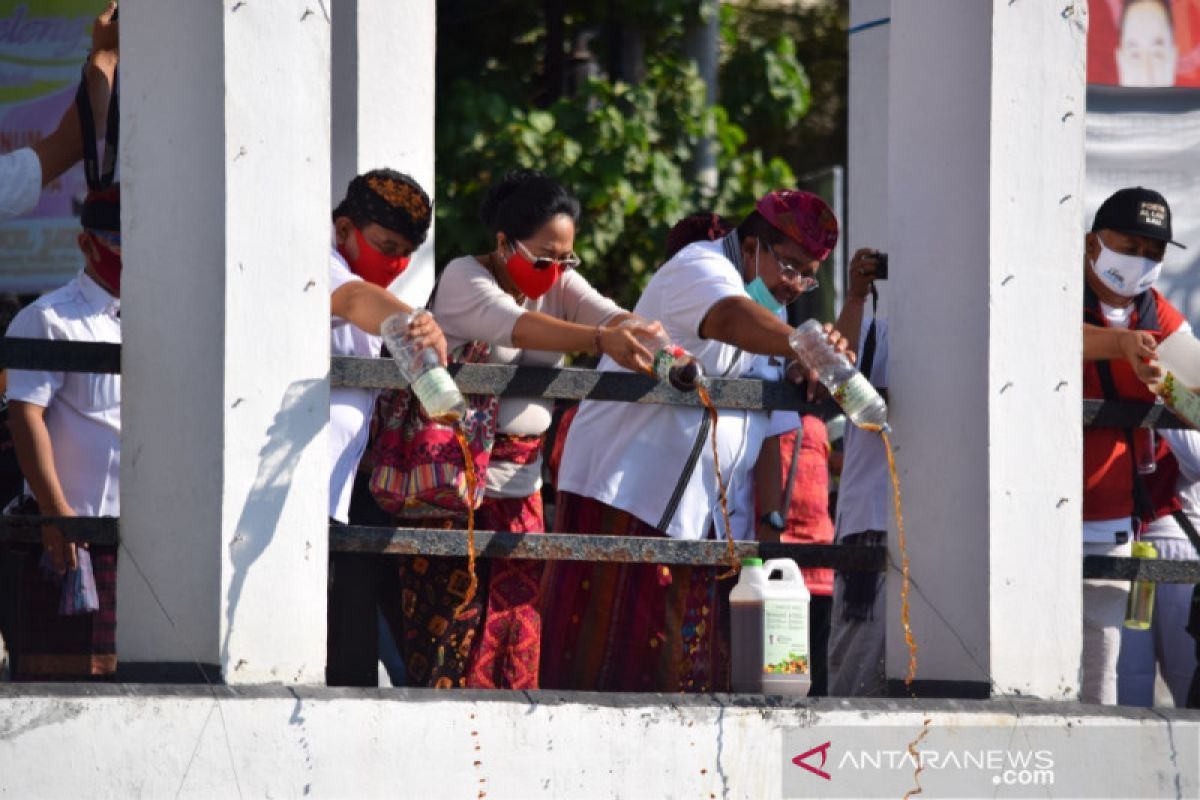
[0,337,1197,582]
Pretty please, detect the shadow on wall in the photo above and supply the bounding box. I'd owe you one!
[221,378,325,668]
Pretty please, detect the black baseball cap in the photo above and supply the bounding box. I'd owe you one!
[1091,187,1186,249]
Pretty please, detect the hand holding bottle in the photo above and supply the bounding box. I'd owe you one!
[597,319,659,376]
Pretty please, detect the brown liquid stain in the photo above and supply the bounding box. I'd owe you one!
[697,386,738,579]
[902,717,933,800]
[453,425,479,617]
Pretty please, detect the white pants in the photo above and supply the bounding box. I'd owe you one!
[1082,540,1132,705]
[1117,536,1199,707]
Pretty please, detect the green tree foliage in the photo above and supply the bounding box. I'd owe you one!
[435,0,843,307]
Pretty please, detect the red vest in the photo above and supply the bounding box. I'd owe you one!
[1083,286,1185,522]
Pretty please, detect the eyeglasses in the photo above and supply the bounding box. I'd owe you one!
[516,240,581,271]
[765,242,819,294]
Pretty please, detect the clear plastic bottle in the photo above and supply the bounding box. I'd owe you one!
[381,310,468,422]
[619,319,706,392]
[788,318,889,431]
[1124,540,1158,630]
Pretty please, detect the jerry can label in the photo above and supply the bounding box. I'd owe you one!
[764,599,809,675]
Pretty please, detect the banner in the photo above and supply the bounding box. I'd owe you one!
[1086,88,1200,321]
[0,2,95,292]
[1088,0,1200,87]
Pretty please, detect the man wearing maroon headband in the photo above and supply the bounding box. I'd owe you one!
[543,190,849,693]
[326,169,448,686]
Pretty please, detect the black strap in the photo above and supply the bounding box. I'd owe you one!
[860,285,880,381]
[1085,284,1160,523]
[1173,510,1200,555]
[75,65,119,191]
[657,351,743,533]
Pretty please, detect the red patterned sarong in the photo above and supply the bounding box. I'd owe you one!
[539,492,731,693]
[387,433,545,689]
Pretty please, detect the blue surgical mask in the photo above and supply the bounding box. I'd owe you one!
[745,240,785,313]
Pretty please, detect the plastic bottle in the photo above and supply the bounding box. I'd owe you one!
[730,557,811,696]
[1156,330,1200,391]
[1124,540,1158,630]
[788,318,889,431]
[619,319,706,392]
[380,309,468,422]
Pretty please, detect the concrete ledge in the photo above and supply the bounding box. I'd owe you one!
[1,684,1197,798]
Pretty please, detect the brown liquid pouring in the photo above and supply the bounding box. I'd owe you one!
[862,423,929,799]
[860,426,916,684]
[452,424,479,617]
[696,386,738,580]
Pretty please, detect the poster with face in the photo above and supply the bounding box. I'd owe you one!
[1088,0,1200,86]
[0,2,94,291]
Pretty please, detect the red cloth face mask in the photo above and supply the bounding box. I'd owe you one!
[504,243,560,299]
[79,231,122,297]
[341,226,410,288]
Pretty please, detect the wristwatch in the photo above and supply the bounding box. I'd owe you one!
[759,510,786,532]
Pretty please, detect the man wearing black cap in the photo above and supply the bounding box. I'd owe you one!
[326,169,446,686]
[1081,186,1189,704]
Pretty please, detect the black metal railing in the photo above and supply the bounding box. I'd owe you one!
[1,337,1197,583]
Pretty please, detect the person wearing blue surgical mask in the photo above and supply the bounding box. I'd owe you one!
[1081,186,1189,705]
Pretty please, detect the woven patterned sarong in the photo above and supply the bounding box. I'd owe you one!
[539,492,731,693]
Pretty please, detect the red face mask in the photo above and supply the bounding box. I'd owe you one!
[79,230,122,297]
[504,243,561,299]
[340,226,410,288]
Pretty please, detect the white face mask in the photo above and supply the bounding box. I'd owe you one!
[1090,237,1162,298]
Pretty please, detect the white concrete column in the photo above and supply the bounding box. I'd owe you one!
[331,0,436,308]
[847,0,890,314]
[886,1,1086,698]
[118,1,332,684]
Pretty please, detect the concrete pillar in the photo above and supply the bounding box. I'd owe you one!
[119,1,332,683]
[847,0,890,314]
[331,0,436,308]
[886,1,1086,698]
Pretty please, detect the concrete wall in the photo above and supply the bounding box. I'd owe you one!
[886,1,1085,697]
[0,687,1194,799]
[120,0,332,682]
[847,0,890,314]
[331,0,437,309]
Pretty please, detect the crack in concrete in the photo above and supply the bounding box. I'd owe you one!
[713,697,730,800]
[1150,708,1184,800]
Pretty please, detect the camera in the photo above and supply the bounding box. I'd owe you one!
[874,252,888,281]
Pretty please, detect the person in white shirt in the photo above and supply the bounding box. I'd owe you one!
[1117,427,1200,707]
[324,169,447,687]
[823,251,890,696]
[544,190,849,693]
[5,186,122,680]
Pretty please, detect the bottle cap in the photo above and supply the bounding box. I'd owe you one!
[1131,541,1158,559]
[741,557,764,567]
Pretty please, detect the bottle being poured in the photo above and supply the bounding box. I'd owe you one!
[619,319,706,392]
[788,318,889,431]
[381,309,468,422]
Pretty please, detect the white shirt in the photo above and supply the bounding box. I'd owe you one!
[6,270,121,515]
[432,255,622,498]
[720,334,801,540]
[558,239,757,539]
[0,148,40,221]
[1147,428,1200,545]
[329,248,382,523]
[835,316,889,539]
